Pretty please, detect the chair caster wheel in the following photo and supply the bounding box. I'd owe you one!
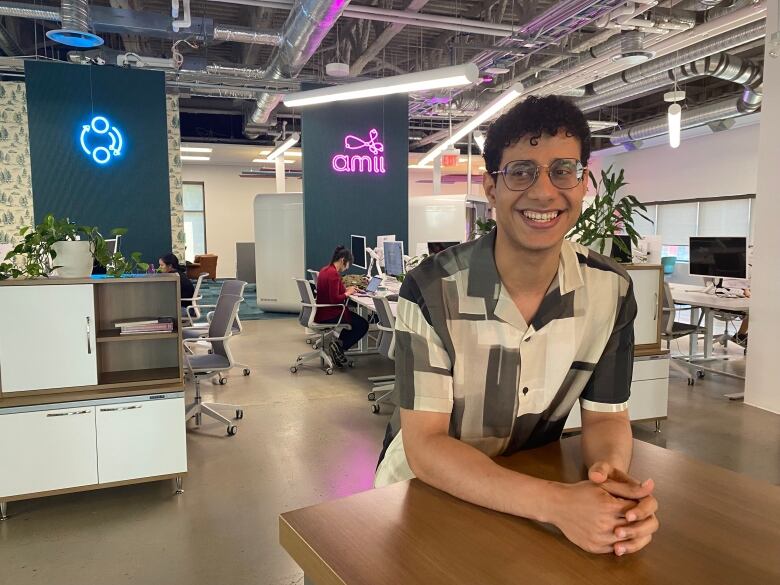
[696,370,705,379]
[243,368,251,376]
[326,368,334,375]
[219,377,227,385]
[347,361,355,368]
[371,404,380,414]
[306,339,313,345]
[227,425,238,436]
[235,409,244,420]
[367,392,376,401]
[687,378,694,386]
[290,366,298,374]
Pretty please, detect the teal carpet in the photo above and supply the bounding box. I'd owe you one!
[199,281,293,321]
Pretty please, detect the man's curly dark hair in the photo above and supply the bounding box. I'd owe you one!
[483,95,591,175]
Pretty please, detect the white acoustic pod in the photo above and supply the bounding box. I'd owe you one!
[254,192,305,313]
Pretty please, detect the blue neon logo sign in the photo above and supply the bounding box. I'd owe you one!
[79,116,124,165]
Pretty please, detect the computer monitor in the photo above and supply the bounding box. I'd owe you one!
[427,241,460,255]
[383,241,405,276]
[351,235,367,270]
[689,237,747,281]
[377,235,395,250]
[610,235,632,263]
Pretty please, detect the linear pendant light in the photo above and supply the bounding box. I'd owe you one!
[267,132,300,161]
[667,103,681,148]
[419,83,523,167]
[283,64,479,108]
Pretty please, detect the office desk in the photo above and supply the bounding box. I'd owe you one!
[669,284,749,393]
[349,294,398,317]
[280,437,780,585]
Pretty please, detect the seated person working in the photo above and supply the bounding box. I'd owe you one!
[316,246,369,367]
[159,253,195,308]
[375,96,659,556]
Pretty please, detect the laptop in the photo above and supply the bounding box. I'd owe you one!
[356,275,382,296]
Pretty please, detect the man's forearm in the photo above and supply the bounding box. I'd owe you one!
[406,434,561,523]
[580,410,633,472]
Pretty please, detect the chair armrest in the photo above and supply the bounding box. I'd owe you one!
[302,302,346,309]
[181,295,203,303]
[183,334,230,346]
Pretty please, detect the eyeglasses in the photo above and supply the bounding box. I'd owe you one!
[490,158,585,191]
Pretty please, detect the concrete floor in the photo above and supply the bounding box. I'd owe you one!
[0,319,778,585]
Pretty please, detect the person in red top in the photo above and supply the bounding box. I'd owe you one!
[316,246,370,366]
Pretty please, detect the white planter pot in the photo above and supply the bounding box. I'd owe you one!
[588,238,613,256]
[52,240,93,278]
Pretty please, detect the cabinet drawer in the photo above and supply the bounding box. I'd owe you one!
[0,406,98,498]
[96,396,187,484]
[629,378,669,420]
[633,358,670,382]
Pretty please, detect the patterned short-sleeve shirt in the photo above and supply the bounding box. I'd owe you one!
[374,229,637,487]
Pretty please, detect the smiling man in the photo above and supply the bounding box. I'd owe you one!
[374,96,659,556]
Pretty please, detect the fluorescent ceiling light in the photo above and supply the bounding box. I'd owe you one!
[283,63,479,108]
[267,133,300,161]
[259,150,302,157]
[409,163,433,169]
[419,83,523,167]
[252,158,295,164]
[668,103,681,149]
[587,121,619,131]
[181,156,210,161]
[181,146,213,153]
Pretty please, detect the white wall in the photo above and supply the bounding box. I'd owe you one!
[591,123,760,202]
[182,164,301,278]
[745,3,780,415]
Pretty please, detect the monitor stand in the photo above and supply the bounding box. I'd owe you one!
[702,278,725,295]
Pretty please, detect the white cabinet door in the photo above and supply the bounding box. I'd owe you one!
[628,268,661,347]
[0,406,98,498]
[0,284,98,392]
[96,397,187,484]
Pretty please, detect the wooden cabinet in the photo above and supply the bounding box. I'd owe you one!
[0,284,98,392]
[564,354,669,431]
[96,396,187,484]
[0,405,98,498]
[627,265,663,350]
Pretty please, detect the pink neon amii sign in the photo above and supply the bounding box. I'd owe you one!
[331,128,387,175]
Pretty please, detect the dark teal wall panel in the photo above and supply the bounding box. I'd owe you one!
[301,94,408,272]
[26,61,170,262]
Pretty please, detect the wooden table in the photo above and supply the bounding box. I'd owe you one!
[280,437,780,585]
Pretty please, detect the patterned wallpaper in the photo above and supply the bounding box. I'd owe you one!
[0,82,34,248]
[0,81,184,261]
[167,94,185,261]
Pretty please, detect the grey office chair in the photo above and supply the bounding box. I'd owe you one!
[662,283,702,386]
[302,270,321,346]
[182,279,251,380]
[290,278,351,375]
[184,293,245,436]
[368,295,396,414]
[182,272,208,326]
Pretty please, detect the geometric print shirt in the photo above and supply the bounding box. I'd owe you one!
[375,229,637,487]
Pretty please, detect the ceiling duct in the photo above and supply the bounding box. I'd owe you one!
[212,25,281,45]
[577,49,764,111]
[244,0,350,136]
[0,3,58,20]
[609,82,762,145]
[46,0,103,48]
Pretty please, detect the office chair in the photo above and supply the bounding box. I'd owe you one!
[662,283,702,386]
[182,279,251,380]
[184,293,245,436]
[290,278,352,376]
[181,272,208,326]
[303,269,321,346]
[368,296,396,414]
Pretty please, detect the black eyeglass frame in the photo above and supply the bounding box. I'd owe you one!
[489,159,586,191]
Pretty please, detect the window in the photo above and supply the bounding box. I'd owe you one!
[632,204,657,237]
[183,183,206,262]
[697,199,750,238]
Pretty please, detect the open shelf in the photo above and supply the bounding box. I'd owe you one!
[97,329,178,343]
[98,367,181,387]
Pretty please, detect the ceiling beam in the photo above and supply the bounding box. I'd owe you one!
[109,0,151,54]
[349,0,431,77]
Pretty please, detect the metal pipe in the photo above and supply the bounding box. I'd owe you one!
[212,25,281,45]
[60,0,90,33]
[0,3,58,20]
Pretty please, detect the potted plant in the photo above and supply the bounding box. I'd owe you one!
[0,215,147,280]
[471,217,496,240]
[568,166,652,258]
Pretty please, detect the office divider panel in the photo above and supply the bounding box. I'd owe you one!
[301,94,408,272]
[25,61,171,262]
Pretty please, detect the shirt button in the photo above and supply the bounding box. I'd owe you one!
[525,337,532,342]
[522,387,529,396]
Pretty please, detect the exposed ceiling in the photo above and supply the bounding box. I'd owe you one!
[0,0,768,153]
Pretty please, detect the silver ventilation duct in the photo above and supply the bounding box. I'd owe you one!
[46,0,103,48]
[212,25,281,46]
[0,3,58,20]
[577,52,763,112]
[245,0,351,135]
[590,19,765,95]
[609,84,762,145]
